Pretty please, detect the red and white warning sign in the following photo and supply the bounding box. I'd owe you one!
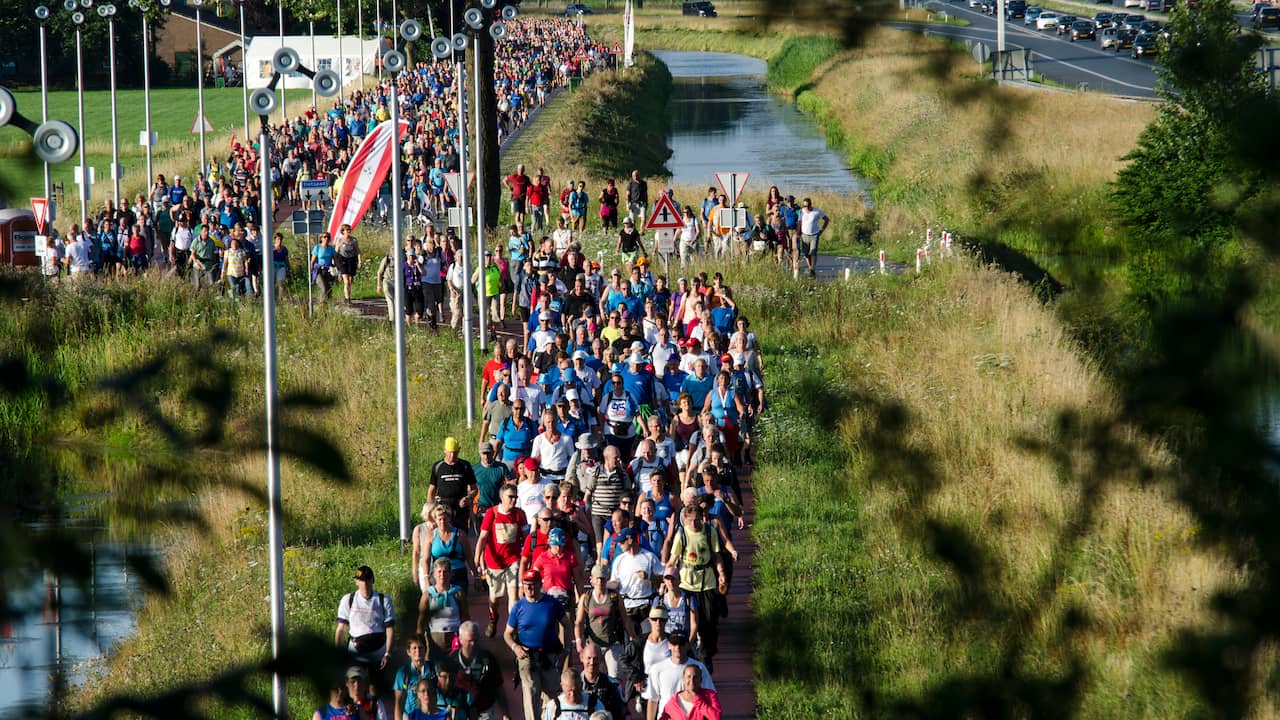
[645,194,684,231]
[30,197,49,234]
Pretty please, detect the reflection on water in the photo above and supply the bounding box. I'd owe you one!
[0,540,148,711]
[655,50,865,197]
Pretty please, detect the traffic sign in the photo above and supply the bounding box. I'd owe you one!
[30,198,49,235]
[291,209,325,235]
[645,194,683,231]
[300,179,331,204]
[714,171,749,205]
[442,171,474,200]
[612,41,622,54]
[190,112,213,134]
[654,228,676,255]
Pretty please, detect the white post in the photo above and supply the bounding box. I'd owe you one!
[240,2,250,142]
[310,18,318,112]
[357,0,365,92]
[108,15,121,206]
[389,76,411,547]
[196,3,207,177]
[278,1,287,123]
[473,35,487,352]
[75,26,89,223]
[38,21,51,208]
[142,12,154,193]
[456,57,476,428]
[997,0,1007,54]
[258,118,288,720]
[337,0,345,103]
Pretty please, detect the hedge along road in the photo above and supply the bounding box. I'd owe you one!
[899,1,1161,96]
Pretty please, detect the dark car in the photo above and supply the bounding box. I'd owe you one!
[682,1,717,16]
[1131,32,1158,57]
[1006,0,1028,19]
[1070,20,1097,39]
[1122,13,1146,28]
[1112,11,1131,25]
[1056,14,1079,33]
[1094,11,1115,27]
[564,3,593,15]
[1138,19,1162,33]
[1114,27,1138,50]
[1251,2,1268,23]
[1255,7,1280,28]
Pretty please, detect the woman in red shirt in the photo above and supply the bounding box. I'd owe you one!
[530,527,583,611]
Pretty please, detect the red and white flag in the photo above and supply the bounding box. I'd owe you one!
[326,118,409,239]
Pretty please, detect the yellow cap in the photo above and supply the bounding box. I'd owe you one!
[443,436,460,453]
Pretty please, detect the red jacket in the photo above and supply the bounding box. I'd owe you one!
[661,689,722,720]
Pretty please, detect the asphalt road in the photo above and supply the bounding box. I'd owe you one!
[906,1,1165,97]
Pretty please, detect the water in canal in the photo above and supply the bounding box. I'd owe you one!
[655,50,866,198]
[0,537,149,711]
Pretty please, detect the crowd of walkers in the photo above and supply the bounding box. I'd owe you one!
[37,18,614,291]
[327,253,764,719]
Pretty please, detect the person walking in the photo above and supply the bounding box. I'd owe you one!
[429,437,478,532]
[475,482,528,637]
[504,569,567,720]
[796,197,829,278]
[336,565,397,674]
[447,621,510,720]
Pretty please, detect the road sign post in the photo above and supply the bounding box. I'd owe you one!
[655,228,676,273]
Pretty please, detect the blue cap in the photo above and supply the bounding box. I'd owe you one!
[616,528,638,543]
[548,527,566,546]
[611,363,625,376]
[563,368,577,382]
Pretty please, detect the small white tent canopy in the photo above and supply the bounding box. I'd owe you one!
[244,35,380,90]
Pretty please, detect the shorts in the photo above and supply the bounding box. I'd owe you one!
[485,561,520,600]
[336,254,359,276]
[511,197,526,214]
[798,233,819,258]
[621,250,638,264]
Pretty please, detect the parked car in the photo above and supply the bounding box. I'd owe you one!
[564,3,592,15]
[1113,27,1138,50]
[1255,7,1280,28]
[681,1,717,16]
[1036,10,1063,28]
[1025,5,1044,23]
[1131,31,1158,57]
[1055,14,1079,33]
[1070,20,1098,39]
[1094,11,1115,27]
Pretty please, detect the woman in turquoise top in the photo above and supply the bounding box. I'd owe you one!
[706,370,746,463]
[427,506,475,595]
[310,232,338,301]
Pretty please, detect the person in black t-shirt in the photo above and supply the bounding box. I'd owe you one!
[430,436,478,531]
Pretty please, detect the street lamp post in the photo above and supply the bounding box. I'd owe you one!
[100,3,121,206]
[35,6,51,210]
[279,1,287,123]
[192,0,207,178]
[71,0,91,224]
[357,0,364,92]
[129,0,168,215]
[239,0,250,141]
[337,0,344,103]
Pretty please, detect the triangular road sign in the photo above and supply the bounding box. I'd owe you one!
[714,171,749,205]
[645,194,684,231]
[30,197,49,234]
[442,172,475,200]
[190,112,213,134]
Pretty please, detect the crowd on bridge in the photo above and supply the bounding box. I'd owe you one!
[37,17,614,294]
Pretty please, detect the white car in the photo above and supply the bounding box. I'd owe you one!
[1035,10,1061,29]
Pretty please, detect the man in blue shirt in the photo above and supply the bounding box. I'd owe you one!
[503,570,566,720]
[494,401,537,469]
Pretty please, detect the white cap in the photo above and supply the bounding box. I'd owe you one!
[566,388,580,401]
[629,351,644,365]
[572,350,589,361]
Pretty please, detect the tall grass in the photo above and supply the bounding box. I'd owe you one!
[743,260,1234,717]
[766,35,843,90]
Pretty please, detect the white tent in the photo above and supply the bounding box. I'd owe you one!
[244,35,382,90]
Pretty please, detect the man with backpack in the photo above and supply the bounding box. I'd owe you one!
[667,506,726,673]
[336,565,397,675]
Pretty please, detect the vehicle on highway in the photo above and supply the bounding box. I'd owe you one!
[1096,0,1113,5]
[681,1,717,16]
[1070,20,1098,39]
[1112,11,1131,25]
[1055,14,1079,33]
[1143,0,1170,11]
[1251,2,1269,23]
[1036,10,1062,28]
[1255,7,1280,28]
[1025,5,1044,23]
[1006,0,1028,19]
[1094,11,1115,27]
[969,0,983,8]
[564,3,593,15]
[1122,13,1147,28]
[1113,27,1138,50]
[1124,0,1142,8]
[1131,31,1158,57]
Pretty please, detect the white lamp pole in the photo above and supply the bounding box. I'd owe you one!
[239,0,250,141]
[193,0,207,178]
[72,0,91,224]
[100,3,121,206]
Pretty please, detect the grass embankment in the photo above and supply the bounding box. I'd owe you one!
[742,261,1233,717]
[0,88,314,220]
[0,275,480,716]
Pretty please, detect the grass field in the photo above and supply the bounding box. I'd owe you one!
[0,87,313,221]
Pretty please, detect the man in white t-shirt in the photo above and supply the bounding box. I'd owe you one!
[66,231,94,277]
[531,411,575,480]
[797,197,829,278]
[644,631,713,720]
[336,565,397,672]
[609,528,663,633]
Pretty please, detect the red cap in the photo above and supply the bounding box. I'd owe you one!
[522,569,542,582]
[720,353,733,364]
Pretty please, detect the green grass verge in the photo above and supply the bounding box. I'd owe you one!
[766,35,844,91]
